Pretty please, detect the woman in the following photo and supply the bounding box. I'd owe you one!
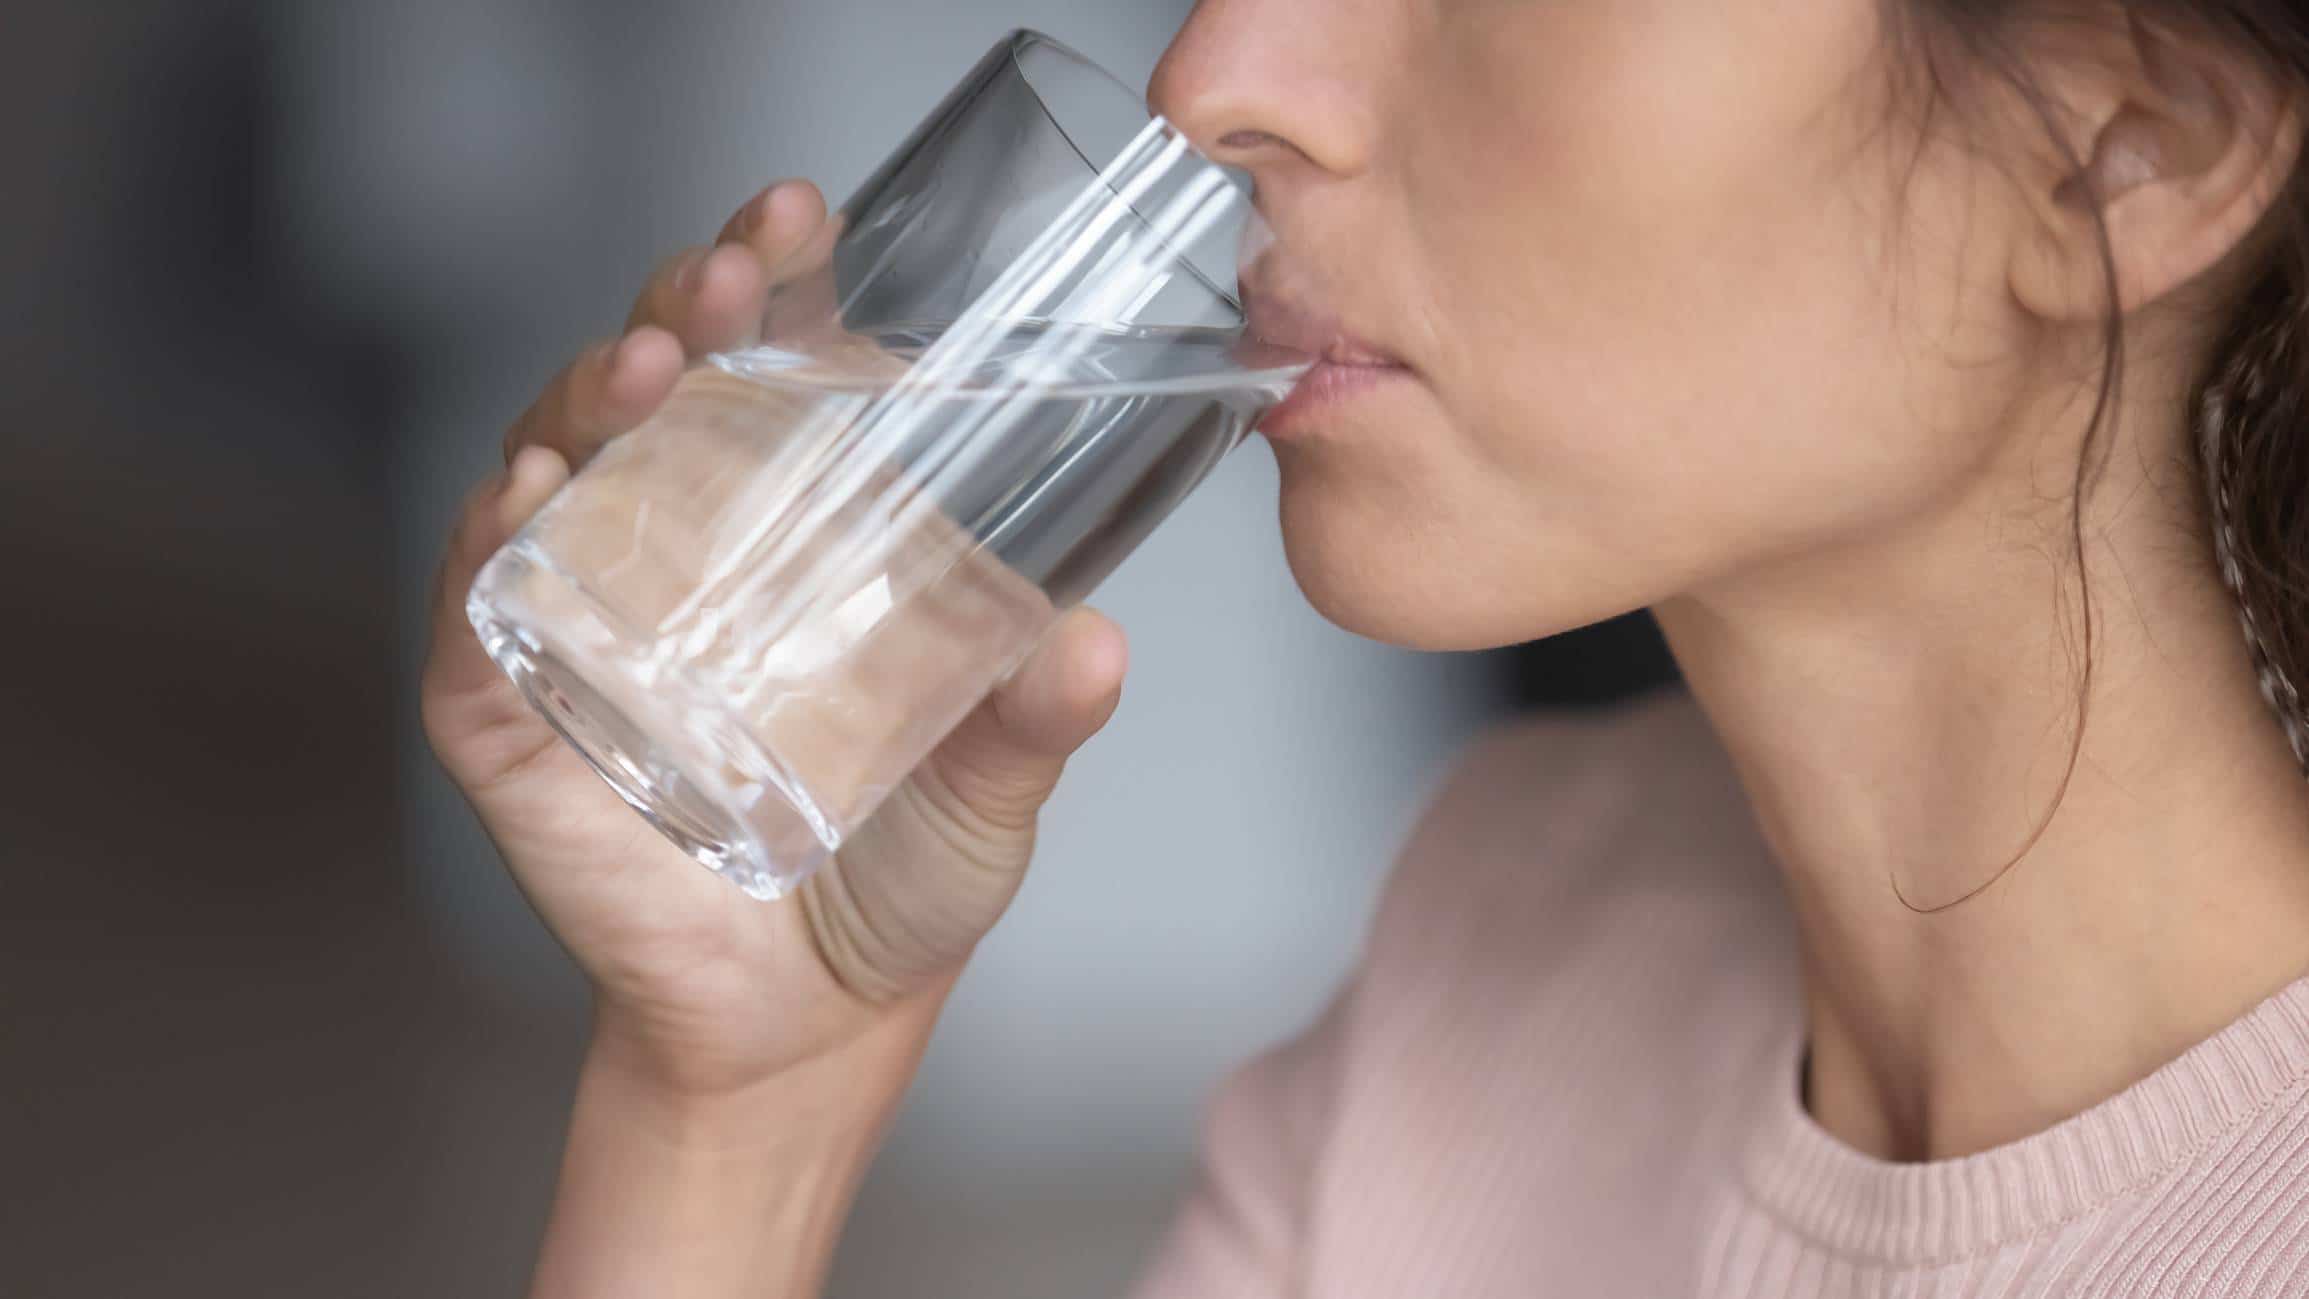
[425,0,2309,1292]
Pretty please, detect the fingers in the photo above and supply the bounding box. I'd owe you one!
[626,181,830,350]
[466,178,848,760]
[712,179,846,346]
[419,446,574,779]
[717,179,830,275]
[923,608,1129,827]
[502,326,685,468]
[761,208,847,346]
[505,181,838,473]
[730,181,847,350]
[991,608,1131,756]
[623,242,768,350]
[439,177,854,805]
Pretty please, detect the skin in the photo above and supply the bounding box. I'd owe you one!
[420,2,2309,1292]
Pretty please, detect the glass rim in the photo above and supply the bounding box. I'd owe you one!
[999,29,1266,320]
[1002,29,1251,200]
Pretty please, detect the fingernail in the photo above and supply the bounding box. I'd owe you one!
[673,250,705,292]
[509,444,554,487]
[609,330,657,377]
[503,446,567,513]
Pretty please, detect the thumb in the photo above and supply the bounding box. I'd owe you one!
[919,607,1129,829]
[419,446,573,783]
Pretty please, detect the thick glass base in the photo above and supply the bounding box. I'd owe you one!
[465,544,836,899]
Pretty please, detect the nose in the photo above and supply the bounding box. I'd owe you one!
[1148,0,1378,181]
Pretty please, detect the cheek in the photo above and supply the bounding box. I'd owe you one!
[1432,6,2019,577]
[1269,0,2038,647]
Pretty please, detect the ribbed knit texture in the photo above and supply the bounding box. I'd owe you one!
[1131,692,2309,1298]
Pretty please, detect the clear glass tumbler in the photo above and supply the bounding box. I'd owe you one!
[465,30,1308,899]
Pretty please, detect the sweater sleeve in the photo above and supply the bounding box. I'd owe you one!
[1126,979,1355,1299]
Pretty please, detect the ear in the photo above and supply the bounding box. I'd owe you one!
[2008,12,2302,323]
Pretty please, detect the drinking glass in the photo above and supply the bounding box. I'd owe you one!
[465,30,1308,899]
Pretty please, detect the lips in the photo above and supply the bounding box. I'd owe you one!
[1242,289,1403,368]
[1241,287,1414,438]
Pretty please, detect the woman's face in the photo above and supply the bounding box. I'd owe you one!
[1153,0,2047,650]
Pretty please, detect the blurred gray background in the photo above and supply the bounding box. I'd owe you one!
[0,2,1671,1294]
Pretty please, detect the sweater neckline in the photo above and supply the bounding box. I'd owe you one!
[1739,973,2309,1266]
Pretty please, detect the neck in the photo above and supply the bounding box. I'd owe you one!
[1656,383,2309,1162]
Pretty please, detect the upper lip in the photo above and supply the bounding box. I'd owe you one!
[1242,287,1407,369]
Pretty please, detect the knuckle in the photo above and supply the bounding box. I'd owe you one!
[658,247,704,291]
[923,744,1058,837]
[416,660,483,762]
[443,498,482,558]
[514,349,599,453]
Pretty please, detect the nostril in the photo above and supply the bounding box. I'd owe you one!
[1219,129,1287,152]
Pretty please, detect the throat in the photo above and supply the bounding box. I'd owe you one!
[1659,512,2309,1164]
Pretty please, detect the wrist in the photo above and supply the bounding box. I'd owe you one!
[582,978,951,1146]
[531,1009,936,1299]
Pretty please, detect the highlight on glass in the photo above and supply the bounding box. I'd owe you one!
[465,30,1310,899]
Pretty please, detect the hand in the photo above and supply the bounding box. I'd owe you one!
[421,180,1130,1099]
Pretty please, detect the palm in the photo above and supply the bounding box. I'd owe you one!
[456,715,1032,1086]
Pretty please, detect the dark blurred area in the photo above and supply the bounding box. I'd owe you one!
[2,6,572,1293]
[0,4,1672,1294]
[1504,610,1677,711]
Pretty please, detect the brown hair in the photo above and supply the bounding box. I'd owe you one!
[1881,2,2309,907]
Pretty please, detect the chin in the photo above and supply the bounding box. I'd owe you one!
[1274,445,1671,655]
[1272,459,1598,653]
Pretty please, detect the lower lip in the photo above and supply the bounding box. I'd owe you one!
[1256,361,1413,439]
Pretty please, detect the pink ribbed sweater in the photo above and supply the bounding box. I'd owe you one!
[1131,693,2309,1298]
